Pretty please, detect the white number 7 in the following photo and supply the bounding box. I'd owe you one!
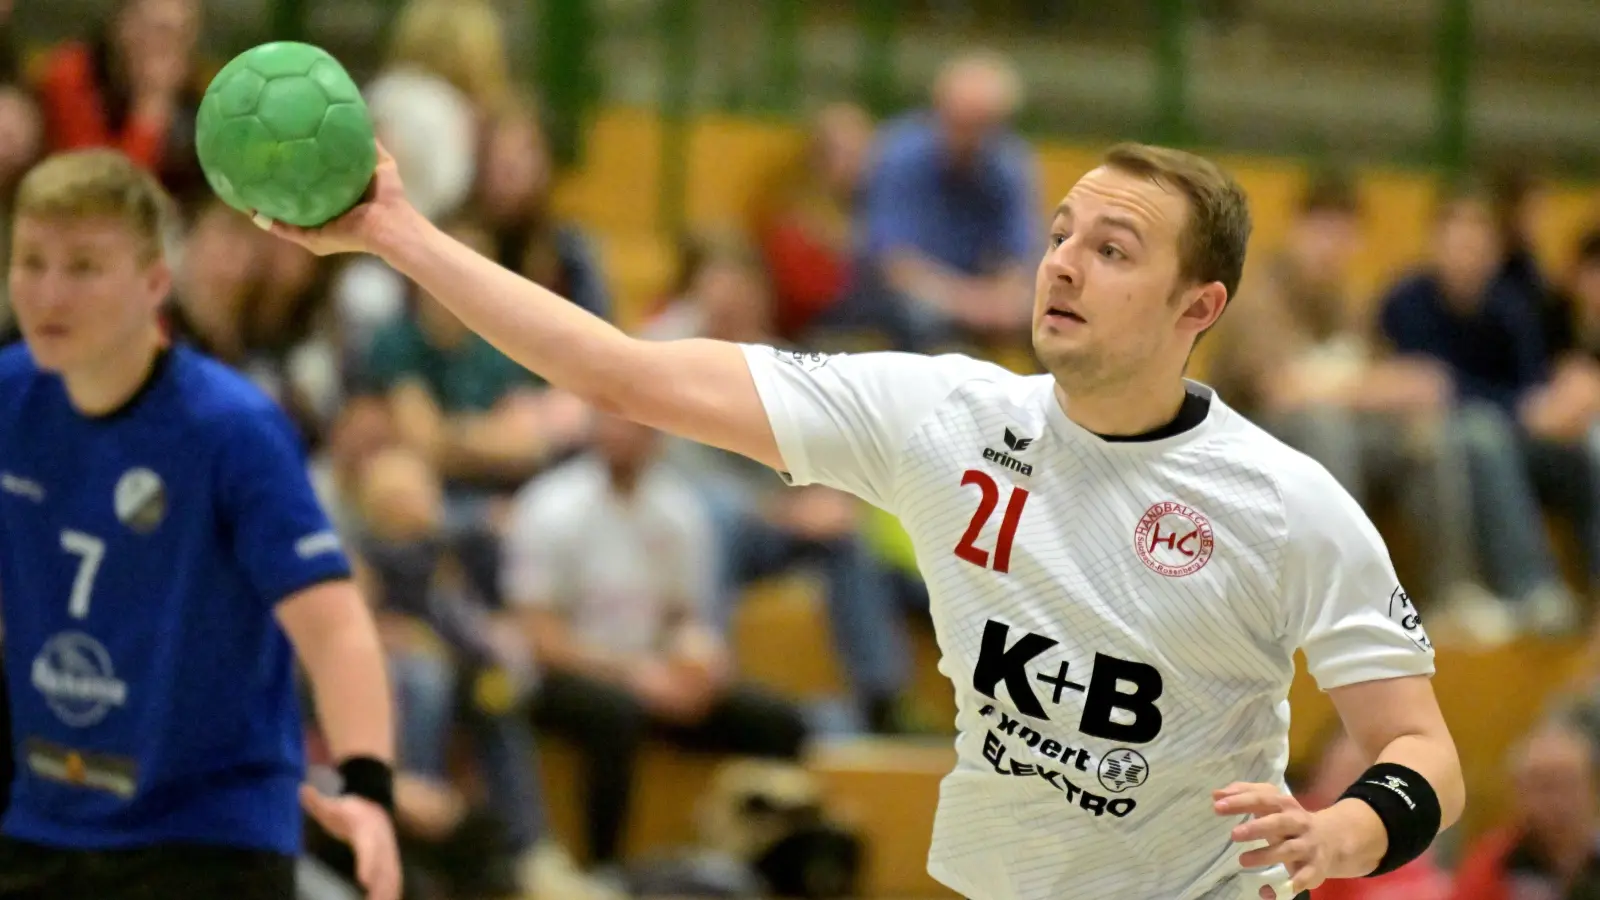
[61,529,106,620]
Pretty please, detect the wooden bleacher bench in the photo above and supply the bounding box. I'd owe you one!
[537,734,958,897]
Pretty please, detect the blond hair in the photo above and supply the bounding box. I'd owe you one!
[14,150,174,262]
[386,0,512,113]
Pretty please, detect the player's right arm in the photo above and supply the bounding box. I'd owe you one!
[267,146,989,506]
[267,147,781,471]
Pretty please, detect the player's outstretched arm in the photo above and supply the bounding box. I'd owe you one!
[263,146,784,472]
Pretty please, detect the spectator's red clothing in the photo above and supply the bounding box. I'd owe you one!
[1312,849,1451,900]
[1450,827,1522,900]
[757,216,850,340]
[35,42,168,168]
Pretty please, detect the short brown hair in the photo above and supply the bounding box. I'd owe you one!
[14,149,174,262]
[1101,143,1252,301]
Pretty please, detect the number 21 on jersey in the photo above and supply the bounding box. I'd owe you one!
[953,470,1030,573]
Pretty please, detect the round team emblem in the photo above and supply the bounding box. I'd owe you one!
[1134,501,1214,577]
[1098,748,1149,794]
[31,631,128,727]
[114,467,166,534]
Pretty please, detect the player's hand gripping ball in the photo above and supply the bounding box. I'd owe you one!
[195,42,377,227]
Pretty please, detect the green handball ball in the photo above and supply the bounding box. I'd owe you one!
[195,41,376,228]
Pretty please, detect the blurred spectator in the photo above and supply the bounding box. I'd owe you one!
[1301,728,1452,900]
[0,0,17,85]
[378,0,512,116]
[1451,718,1600,900]
[839,51,1037,350]
[472,98,611,320]
[1380,186,1594,637]
[503,412,809,870]
[1540,230,1600,374]
[750,101,874,342]
[354,445,605,898]
[356,220,591,515]
[1206,172,1486,624]
[648,233,917,734]
[310,395,395,539]
[35,0,207,204]
[1491,165,1553,313]
[0,85,43,347]
[365,0,512,223]
[173,201,342,448]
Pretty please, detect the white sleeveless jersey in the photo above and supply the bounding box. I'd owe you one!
[741,346,1435,900]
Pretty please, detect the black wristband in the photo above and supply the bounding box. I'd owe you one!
[1337,762,1441,876]
[336,756,395,815]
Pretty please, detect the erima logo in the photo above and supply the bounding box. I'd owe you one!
[984,428,1035,476]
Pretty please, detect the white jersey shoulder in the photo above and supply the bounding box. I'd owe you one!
[743,345,1434,900]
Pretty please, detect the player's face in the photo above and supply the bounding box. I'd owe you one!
[9,215,170,373]
[1032,167,1215,391]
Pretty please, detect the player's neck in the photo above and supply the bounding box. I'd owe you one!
[62,330,166,417]
[1053,375,1188,437]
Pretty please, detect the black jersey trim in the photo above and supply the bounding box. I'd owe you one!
[82,346,173,422]
[1092,389,1211,443]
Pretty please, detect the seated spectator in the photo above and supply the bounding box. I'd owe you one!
[1539,229,1600,372]
[1380,185,1595,636]
[503,411,808,871]
[173,200,343,449]
[647,233,917,733]
[1491,165,1553,319]
[1207,172,1489,626]
[34,0,207,204]
[0,85,43,347]
[366,0,511,223]
[1299,728,1451,900]
[750,101,874,343]
[354,446,621,898]
[472,98,611,320]
[1451,718,1600,899]
[310,395,396,539]
[835,51,1037,351]
[356,220,591,517]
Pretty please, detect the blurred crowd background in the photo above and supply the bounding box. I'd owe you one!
[5,1,1600,899]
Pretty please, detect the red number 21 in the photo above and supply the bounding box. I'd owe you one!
[953,469,1030,573]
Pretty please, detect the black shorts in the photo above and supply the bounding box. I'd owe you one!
[0,836,296,900]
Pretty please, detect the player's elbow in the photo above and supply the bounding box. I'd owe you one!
[1415,727,1466,832]
[1438,741,1467,830]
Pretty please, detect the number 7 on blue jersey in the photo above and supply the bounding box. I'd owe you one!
[61,528,106,620]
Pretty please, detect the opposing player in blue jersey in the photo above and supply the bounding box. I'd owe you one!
[0,149,401,899]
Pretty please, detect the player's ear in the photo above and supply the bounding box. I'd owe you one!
[143,258,173,309]
[1177,282,1227,336]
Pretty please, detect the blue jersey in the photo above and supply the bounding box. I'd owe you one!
[0,343,351,854]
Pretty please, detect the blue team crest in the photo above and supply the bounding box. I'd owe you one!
[113,467,166,534]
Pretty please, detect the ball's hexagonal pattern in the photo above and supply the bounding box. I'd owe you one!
[195,41,376,227]
[255,77,327,141]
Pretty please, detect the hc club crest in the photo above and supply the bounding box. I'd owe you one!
[1134,501,1214,577]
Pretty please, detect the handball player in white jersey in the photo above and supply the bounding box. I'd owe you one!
[266,141,1464,900]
